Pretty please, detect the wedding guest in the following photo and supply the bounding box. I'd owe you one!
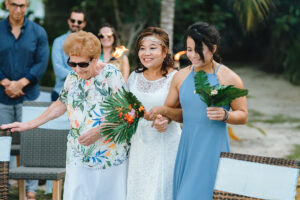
[98,24,130,82]
[148,22,248,199]
[51,8,86,101]
[2,31,129,200]
[126,27,181,200]
[0,0,49,199]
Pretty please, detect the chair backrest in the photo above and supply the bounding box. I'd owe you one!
[214,152,300,200]
[35,86,52,102]
[22,101,69,130]
[20,128,68,168]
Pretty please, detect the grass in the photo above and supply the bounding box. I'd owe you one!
[286,144,300,160]
[8,186,53,200]
[248,109,300,124]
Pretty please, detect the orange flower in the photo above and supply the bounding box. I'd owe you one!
[104,138,111,144]
[128,104,132,110]
[124,114,134,124]
[109,143,116,149]
[139,105,145,112]
[119,112,123,118]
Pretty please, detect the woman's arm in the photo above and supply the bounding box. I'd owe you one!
[207,66,248,124]
[121,55,130,82]
[147,72,183,123]
[1,99,67,132]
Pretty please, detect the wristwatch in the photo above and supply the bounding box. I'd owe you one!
[222,109,229,122]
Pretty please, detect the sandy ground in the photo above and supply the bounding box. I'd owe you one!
[229,65,300,158]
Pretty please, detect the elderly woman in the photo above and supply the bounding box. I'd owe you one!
[1,31,129,200]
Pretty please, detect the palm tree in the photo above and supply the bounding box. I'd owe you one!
[160,0,175,51]
[232,0,274,32]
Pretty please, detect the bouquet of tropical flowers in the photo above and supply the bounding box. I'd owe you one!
[100,87,146,144]
[194,71,248,107]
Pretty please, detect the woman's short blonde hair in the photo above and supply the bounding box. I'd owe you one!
[63,30,101,58]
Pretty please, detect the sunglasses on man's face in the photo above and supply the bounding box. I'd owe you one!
[67,57,92,68]
[69,19,83,25]
[98,33,113,39]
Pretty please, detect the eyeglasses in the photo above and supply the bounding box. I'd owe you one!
[98,32,114,39]
[10,3,27,10]
[69,19,84,25]
[67,57,92,68]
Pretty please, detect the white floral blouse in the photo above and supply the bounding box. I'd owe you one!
[59,64,129,169]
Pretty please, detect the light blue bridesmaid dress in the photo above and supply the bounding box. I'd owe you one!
[173,65,230,200]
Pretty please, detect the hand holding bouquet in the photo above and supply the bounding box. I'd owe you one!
[100,87,146,144]
[194,71,248,107]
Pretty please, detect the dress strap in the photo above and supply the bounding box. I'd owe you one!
[215,64,221,74]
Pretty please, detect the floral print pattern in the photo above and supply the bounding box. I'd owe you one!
[59,64,129,169]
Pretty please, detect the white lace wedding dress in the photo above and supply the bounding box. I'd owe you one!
[126,71,181,200]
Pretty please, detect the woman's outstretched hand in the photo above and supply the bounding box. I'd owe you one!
[206,107,226,121]
[0,122,31,132]
[78,127,101,146]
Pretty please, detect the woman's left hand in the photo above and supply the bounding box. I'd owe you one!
[207,107,226,121]
[78,127,100,146]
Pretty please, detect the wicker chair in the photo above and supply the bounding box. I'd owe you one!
[213,152,300,200]
[0,129,11,200]
[9,128,68,200]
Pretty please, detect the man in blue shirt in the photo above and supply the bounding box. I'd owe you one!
[0,0,49,199]
[51,8,86,101]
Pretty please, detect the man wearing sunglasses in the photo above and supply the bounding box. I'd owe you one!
[51,8,86,101]
[0,0,49,199]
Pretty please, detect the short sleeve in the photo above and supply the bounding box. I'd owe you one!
[59,72,72,104]
[108,65,127,93]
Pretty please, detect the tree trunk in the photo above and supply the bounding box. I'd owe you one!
[160,0,175,52]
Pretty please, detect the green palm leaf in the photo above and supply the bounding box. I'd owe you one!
[194,71,248,107]
[100,87,146,144]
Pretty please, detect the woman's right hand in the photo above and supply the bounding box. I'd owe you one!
[1,122,31,132]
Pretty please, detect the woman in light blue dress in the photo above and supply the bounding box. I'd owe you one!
[149,22,248,199]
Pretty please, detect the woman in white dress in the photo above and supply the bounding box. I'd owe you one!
[126,27,181,200]
[1,31,129,200]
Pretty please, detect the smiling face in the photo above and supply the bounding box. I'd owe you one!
[138,36,167,70]
[98,27,115,48]
[5,0,28,22]
[69,56,97,80]
[67,12,86,33]
[186,37,214,68]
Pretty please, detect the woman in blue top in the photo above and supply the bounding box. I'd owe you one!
[148,22,248,199]
[97,24,130,82]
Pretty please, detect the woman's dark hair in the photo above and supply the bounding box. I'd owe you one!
[135,27,174,77]
[185,22,222,63]
[98,23,120,52]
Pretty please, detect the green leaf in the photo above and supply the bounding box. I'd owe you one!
[100,87,145,144]
[194,70,248,107]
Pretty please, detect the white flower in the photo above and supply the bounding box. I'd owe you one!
[211,89,218,96]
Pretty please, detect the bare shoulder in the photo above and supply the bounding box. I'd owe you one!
[218,64,245,89]
[172,65,192,89]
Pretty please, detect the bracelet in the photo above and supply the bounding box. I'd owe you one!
[222,109,229,122]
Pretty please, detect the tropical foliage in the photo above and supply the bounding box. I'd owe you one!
[1,0,299,85]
